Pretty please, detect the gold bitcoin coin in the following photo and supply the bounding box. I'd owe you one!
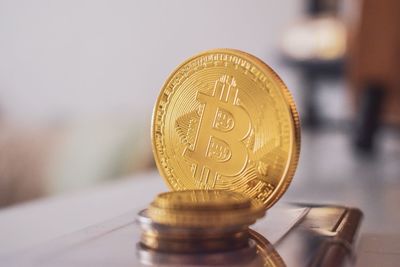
[152,49,300,208]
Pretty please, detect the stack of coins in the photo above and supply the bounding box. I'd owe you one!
[137,48,300,266]
[137,190,265,253]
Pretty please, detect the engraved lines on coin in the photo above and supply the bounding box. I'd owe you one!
[174,75,285,201]
[175,75,251,189]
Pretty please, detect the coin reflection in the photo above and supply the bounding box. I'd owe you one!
[136,230,286,267]
[249,229,286,267]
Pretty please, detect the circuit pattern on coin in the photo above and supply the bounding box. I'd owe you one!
[152,49,300,208]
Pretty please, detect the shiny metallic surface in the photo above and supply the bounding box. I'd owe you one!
[152,49,300,208]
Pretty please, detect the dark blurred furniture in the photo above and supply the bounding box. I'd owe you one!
[289,53,344,128]
[303,0,342,127]
[349,0,400,150]
[281,0,345,127]
[306,0,338,15]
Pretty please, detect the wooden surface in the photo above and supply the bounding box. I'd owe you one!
[0,171,167,257]
[0,129,399,259]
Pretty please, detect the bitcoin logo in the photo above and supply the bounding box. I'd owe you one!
[152,49,300,208]
[184,75,252,185]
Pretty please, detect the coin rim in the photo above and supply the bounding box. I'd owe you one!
[152,190,251,211]
[146,205,265,227]
[151,48,301,209]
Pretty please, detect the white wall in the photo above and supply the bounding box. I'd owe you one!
[0,0,302,125]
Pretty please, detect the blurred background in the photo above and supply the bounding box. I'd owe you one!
[0,0,399,232]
